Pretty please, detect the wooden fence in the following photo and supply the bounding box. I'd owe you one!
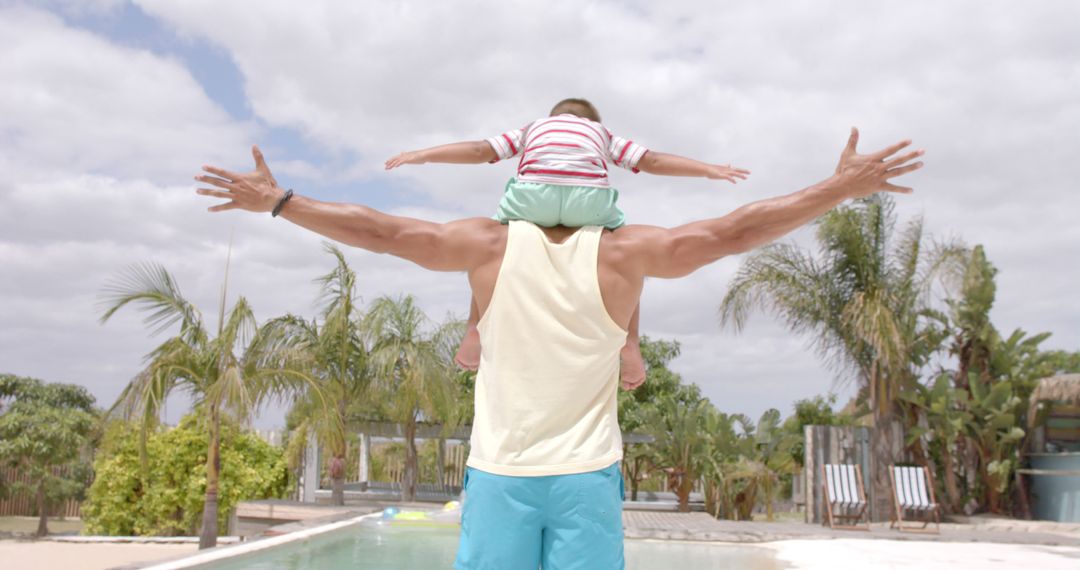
[0,466,82,518]
[378,441,468,489]
[803,421,906,523]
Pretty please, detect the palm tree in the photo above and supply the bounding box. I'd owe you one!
[99,262,313,548]
[729,409,799,521]
[699,409,743,520]
[643,394,713,512]
[719,194,964,518]
[363,295,463,502]
[264,244,372,505]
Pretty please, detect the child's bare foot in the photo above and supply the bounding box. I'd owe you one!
[619,340,646,390]
[455,326,481,371]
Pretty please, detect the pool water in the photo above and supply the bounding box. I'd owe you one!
[197,523,784,569]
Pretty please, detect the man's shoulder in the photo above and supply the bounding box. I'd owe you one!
[445,217,506,253]
[603,224,670,247]
[600,224,670,263]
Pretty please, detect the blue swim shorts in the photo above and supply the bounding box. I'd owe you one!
[454,461,625,570]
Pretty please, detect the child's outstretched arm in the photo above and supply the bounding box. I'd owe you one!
[636,151,751,183]
[385,141,497,170]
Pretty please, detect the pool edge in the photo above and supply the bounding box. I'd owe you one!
[138,511,383,570]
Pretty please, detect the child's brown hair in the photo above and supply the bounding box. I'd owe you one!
[549,98,601,123]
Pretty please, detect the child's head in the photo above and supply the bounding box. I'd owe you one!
[549,98,601,123]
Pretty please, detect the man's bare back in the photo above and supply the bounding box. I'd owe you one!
[462,221,641,335]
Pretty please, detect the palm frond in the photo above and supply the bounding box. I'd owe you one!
[98,262,207,346]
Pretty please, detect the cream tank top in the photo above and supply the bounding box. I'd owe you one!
[465,221,628,477]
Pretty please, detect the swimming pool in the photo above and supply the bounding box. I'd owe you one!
[170,519,784,569]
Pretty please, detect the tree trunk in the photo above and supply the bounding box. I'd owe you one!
[403,416,418,503]
[670,468,692,513]
[941,443,962,513]
[199,406,221,550]
[869,415,904,521]
[330,455,346,506]
[330,398,347,505]
[36,478,48,537]
[628,455,643,502]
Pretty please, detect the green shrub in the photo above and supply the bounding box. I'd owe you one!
[82,414,288,536]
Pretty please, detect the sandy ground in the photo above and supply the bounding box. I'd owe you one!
[0,540,197,570]
[767,538,1080,569]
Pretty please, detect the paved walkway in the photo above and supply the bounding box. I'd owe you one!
[622,511,1080,546]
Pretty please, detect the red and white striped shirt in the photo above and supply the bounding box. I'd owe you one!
[486,114,649,188]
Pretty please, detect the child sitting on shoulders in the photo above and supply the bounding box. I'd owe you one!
[385,98,749,388]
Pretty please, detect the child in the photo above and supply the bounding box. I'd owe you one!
[385,98,749,388]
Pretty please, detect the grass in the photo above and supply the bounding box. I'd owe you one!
[0,516,85,536]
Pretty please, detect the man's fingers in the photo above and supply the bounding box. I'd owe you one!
[844,127,860,154]
[196,188,232,200]
[883,182,914,194]
[195,175,235,190]
[885,161,924,178]
[202,165,241,181]
[252,145,269,173]
[884,149,924,169]
[871,139,913,161]
[208,201,240,212]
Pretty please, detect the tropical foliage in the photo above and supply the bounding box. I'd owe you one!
[902,245,1080,514]
[719,194,963,423]
[362,295,464,502]
[265,244,372,505]
[98,261,314,548]
[82,415,288,536]
[619,339,802,519]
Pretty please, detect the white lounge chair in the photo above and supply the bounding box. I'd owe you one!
[889,464,941,533]
[821,463,870,530]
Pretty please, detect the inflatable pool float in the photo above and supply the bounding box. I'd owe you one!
[367,501,462,528]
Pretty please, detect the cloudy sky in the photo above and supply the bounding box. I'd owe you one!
[1,0,1077,428]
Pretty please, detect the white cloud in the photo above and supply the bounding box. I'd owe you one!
[0,6,255,182]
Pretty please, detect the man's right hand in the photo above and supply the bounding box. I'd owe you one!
[195,145,284,213]
[834,127,924,198]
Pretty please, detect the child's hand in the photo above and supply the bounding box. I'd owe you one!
[705,164,751,184]
[385,151,425,170]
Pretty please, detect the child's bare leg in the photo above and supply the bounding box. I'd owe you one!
[620,303,646,390]
[455,295,482,371]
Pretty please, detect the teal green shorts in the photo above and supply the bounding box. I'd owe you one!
[454,461,625,570]
[493,178,626,229]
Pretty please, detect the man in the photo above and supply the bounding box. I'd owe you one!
[195,128,922,569]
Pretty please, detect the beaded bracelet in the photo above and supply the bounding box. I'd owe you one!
[271,189,294,217]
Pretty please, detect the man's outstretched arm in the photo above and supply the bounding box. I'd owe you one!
[638,128,925,278]
[195,146,496,272]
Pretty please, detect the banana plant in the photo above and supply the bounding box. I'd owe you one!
[900,372,971,512]
[643,394,713,512]
[966,371,1024,512]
